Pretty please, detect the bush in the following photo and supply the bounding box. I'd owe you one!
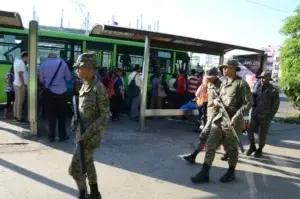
[279,6,300,110]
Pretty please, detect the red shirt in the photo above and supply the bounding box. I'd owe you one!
[176,75,186,95]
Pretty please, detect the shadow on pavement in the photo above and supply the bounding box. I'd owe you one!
[0,159,77,197]
[1,117,300,198]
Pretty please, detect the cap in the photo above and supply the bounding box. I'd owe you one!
[219,58,241,72]
[74,52,97,69]
[204,67,219,78]
[258,71,273,80]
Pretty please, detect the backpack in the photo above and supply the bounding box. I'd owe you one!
[128,74,140,98]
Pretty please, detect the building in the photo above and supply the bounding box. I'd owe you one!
[261,45,282,82]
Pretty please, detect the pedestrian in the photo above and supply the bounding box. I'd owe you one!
[39,53,71,142]
[193,77,208,132]
[247,71,280,158]
[111,68,125,121]
[13,51,28,122]
[183,66,222,163]
[128,64,142,121]
[191,58,253,184]
[69,52,110,199]
[3,65,15,119]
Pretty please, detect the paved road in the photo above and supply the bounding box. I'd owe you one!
[1,118,300,199]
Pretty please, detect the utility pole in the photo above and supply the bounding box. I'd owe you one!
[60,9,64,27]
[32,6,36,20]
[136,18,139,29]
[140,14,143,29]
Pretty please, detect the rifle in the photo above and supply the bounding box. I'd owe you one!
[213,90,245,153]
[72,95,88,194]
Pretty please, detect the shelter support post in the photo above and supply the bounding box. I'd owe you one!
[28,20,38,136]
[139,35,150,132]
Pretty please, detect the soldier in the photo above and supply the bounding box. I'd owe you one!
[183,66,222,163]
[247,71,280,158]
[69,52,110,199]
[191,59,253,183]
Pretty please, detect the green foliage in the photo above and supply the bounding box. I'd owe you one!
[279,6,300,109]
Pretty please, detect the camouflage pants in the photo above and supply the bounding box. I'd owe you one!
[69,133,102,190]
[204,120,239,167]
[197,127,226,151]
[248,117,271,148]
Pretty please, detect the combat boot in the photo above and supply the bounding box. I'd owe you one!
[254,147,263,158]
[183,150,199,164]
[220,153,228,161]
[246,143,257,156]
[78,190,88,199]
[89,183,102,199]
[190,163,210,183]
[220,166,236,183]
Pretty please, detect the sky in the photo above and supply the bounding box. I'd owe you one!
[1,0,299,49]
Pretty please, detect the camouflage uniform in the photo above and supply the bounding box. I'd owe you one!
[183,67,223,164]
[198,78,222,149]
[191,59,253,184]
[247,72,280,157]
[69,53,110,198]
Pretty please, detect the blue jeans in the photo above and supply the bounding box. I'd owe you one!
[131,95,141,118]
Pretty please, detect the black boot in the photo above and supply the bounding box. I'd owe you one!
[78,189,87,199]
[220,153,228,161]
[220,166,236,183]
[190,163,210,183]
[247,143,257,156]
[254,147,263,158]
[183,150,199,164]
[89,183,101,199]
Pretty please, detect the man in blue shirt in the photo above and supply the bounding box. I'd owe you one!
[39,53,71,142]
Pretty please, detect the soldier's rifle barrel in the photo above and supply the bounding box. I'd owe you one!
[212,89,245,153]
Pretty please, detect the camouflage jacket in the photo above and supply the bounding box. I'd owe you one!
[201,78,222,134]
[251,83,280,121]
[214,76,253,129]
[206,78,222,119]
[72,76,110,141]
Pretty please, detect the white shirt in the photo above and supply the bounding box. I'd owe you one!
[13,59,26,87]
[23,69,28,85]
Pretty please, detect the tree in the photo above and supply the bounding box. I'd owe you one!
[279,5,300,110]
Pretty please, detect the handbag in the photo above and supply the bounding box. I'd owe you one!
[41,60,63,99]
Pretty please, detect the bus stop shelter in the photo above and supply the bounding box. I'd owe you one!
[90,24,265,131]
[0,10,38,135]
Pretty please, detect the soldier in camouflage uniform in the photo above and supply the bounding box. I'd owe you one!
[247,71,280,158]
[69,52,110,199]
[183,67,223,164]
[191,59,253,184]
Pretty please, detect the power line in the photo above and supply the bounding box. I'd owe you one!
[245,0,291,15]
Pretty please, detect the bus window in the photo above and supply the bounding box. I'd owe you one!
[117,45,144,71]
[102,51,112,68]
[150,50,172,74]
[0,34,27,63]
[37,39,81,65]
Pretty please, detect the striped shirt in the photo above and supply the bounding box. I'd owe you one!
[187,76,201,93]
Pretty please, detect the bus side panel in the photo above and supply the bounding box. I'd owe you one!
[0,64,11,103]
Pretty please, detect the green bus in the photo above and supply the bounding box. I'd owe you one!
[0,24,190,103]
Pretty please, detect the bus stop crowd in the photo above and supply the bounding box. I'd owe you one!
[3,50,280,198]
